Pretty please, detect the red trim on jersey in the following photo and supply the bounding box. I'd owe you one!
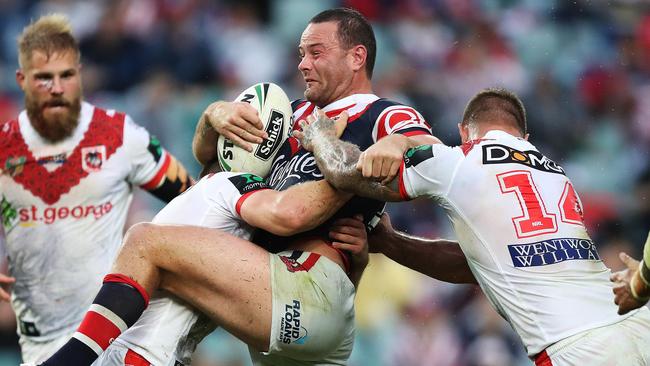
[325,104,356,118]
[279,252,321,272]
[0,108,125,204]
[125,349,151,366]
[534,350,553,366]
[461,138,494,155]
[293,104,316,130]
[397,161,410,200]
[344,103,374,124]
[141,152,170,190]
[103,273,150,306]
[290,103,318,155]
[301,252,321,271]
[235,188,270,216]
[288,136,300,155]
[331,246,351,274]
[294,100,307,111]
[77,311,121,351]
[375,106,430,140]
[400,130,432,137]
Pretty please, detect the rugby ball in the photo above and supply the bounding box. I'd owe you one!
[217,82,292,177]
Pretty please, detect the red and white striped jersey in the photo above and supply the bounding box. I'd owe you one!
[397,130,634,356]
[0,102,172,341]
[259,93,432,252]
[113,172,266,366]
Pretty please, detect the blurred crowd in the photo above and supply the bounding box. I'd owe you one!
[0,0,649,365]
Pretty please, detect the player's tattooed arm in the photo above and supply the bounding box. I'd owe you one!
[193,103,221,166]
[294,111,404,202]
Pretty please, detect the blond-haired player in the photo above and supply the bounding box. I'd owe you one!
[1,14,191,364]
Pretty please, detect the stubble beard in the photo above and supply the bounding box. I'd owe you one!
[304,85,330,108]
[26,94,82,143]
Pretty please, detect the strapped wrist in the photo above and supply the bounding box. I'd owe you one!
[639,260,650,288]
[630,272,650,303]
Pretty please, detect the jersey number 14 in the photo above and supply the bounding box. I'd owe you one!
[497,170,584,238]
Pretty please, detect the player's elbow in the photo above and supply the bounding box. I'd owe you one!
[192,139,214,166]
[265,204,311,236]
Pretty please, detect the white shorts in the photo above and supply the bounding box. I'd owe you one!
[93,343,169,366]
[19,333,70,364]
[535,306,650,366]
[249,250,356,366]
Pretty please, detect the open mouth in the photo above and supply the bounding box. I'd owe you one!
[44,100,69,109]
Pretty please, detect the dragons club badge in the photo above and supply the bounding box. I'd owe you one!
[81,145,106,173]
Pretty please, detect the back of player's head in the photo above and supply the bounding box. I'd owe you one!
[17,13,79,69]
[462,88,527,136]
[309,7,376,79]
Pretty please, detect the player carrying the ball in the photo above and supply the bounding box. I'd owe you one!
[37,7,473,366]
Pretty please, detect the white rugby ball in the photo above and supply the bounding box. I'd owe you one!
[217,82,292,178]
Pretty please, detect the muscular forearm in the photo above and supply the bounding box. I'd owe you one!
[192,112,219,166]
[374,230,476,284]
[311,132,402,202]
[242,180,351,236]
[349,260,368,288]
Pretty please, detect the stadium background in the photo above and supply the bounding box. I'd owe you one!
[0,0,649,365]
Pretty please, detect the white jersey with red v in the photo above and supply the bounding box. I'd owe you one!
[0,102,176,345]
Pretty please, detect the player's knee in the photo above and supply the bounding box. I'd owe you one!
[123,222,159,256]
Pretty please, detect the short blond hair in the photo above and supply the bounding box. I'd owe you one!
[17,14,79,69]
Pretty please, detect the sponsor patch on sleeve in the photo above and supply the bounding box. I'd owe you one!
[404,145,434,168]
[228,173,269,194]
[508,238,600,268]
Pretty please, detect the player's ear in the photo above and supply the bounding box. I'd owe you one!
[15,69,26,90]
[458,123,469,143]
[349,45,367,73]
[523,133,530,141]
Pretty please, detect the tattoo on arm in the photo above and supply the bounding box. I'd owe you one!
[304,115,401,201]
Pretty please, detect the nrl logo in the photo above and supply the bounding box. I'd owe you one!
[81,145,106,173]
[4,156,26,177]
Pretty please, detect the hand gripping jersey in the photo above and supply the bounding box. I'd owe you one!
[259,94,432,251]
[397,130,633,356]
[0,102,172,342]
[109,172,266,366]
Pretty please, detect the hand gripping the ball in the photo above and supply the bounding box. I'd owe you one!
[203,100,268,152]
